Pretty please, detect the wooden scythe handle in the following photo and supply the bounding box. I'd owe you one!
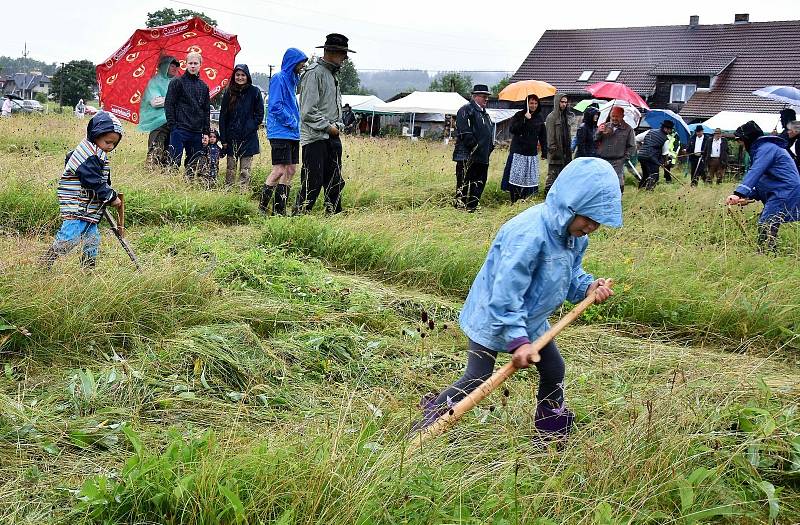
[117,193,125,238]
[409,280,613,449]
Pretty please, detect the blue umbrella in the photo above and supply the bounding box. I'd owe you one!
[753,85,800,106]
[689,123,714,134]
[643,109,691,144]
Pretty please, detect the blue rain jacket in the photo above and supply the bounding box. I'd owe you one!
[267,48,308,140]
[459,157,623,353]
[734,136,800,224]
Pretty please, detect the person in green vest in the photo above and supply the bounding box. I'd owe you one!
[139,55,179,168]
[663,131,679,182]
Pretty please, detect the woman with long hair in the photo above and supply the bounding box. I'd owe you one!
[218,64,264,190]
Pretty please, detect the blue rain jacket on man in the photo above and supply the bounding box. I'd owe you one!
[267,48,308,141]
[459,157,623,353]
[734,136,800,224]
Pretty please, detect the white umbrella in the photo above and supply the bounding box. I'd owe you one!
[598,99,641,129]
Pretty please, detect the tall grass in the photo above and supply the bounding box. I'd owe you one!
[2,116,800,524]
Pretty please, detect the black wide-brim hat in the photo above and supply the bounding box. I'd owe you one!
[471,84,491,95]
[316,33,356,53]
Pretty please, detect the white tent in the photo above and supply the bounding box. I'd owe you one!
[342,94,385,113]
[702,111,783,133]
[374,91,468,114]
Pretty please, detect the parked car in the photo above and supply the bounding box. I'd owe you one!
[1,97,44,114]
[21,99,44,112]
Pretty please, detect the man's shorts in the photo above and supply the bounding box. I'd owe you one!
[270,139,300,165]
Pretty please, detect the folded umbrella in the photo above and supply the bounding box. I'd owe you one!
[96,17,240,124]
[585,81,649,109]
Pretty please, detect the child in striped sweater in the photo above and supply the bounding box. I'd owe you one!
[41,111,123,269]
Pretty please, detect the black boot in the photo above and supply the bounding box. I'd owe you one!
[39,247,58,270]
[259,185,275,214]
[274,184,290,216]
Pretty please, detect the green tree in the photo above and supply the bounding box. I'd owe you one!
[146,8,217,27]
[428,72,473,98]
[491,76,511,96]
[339,60,364,95]
[50,60,96,107]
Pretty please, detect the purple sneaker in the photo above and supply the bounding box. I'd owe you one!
[534,400,575,440]
[409,393,452,434]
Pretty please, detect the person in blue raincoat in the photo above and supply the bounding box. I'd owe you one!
[726,120,800,252]
[412,157,622,439]
[261,48,308,215]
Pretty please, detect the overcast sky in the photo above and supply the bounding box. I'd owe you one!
[3,0,798,73]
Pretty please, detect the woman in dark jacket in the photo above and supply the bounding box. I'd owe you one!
[218,64,264,190]
[501,94,547,202]
[575,105,600,158]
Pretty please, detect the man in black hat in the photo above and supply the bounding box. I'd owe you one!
[687,125,711,186]
[294,33,354,214]
[452,84,495,211]
[637,119,674,190]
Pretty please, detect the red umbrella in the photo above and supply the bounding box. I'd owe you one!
[96,17,241,124]
[584,81,649,109]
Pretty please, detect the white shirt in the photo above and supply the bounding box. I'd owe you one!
[710,137,722,158]
[693,135,705,154]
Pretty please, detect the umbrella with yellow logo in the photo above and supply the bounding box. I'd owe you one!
[95,17,240,125]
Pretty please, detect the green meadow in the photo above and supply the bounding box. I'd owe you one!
[1,112,798,524]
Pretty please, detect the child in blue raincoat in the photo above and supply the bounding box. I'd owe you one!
[413,157,622,438]
[726,120,800,252]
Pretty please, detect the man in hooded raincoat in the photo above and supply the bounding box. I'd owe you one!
[412,157,622,439]
[261,48,308,215]
[544,93,573,195]
[726,120,800,252]
[139,56,179,167]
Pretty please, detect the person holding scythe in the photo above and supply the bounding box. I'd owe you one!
[725,120,800,252]
[412,157,621,439]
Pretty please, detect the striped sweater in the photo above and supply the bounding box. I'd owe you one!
[57,139,116,224]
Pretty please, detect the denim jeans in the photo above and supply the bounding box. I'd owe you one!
[49,219,100,266]
[169,128,204,177]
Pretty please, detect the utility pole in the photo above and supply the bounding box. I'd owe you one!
[268,64,275,83]
[58,62,65,113]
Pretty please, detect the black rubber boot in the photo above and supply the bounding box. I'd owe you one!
[39,247,58,270]
[259,185,275,214]
[274,184,290,216]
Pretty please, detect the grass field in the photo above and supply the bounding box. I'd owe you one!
[1,112,798,524]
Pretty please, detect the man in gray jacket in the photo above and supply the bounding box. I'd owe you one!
[596,105,636,193]
[293,33,352,214]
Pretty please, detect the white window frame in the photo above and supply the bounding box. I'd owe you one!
[605,70,621,81]
[577,70,593,82]
[670,84,697,103]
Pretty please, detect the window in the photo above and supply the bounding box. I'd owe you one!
[577,70,593,82]
[605,70,621,81]
[670,84,697,103]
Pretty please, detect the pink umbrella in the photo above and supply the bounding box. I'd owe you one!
[585,81,649,109]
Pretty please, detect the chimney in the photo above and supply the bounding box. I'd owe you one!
[689,15,699,27]
[734,13,749,24]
